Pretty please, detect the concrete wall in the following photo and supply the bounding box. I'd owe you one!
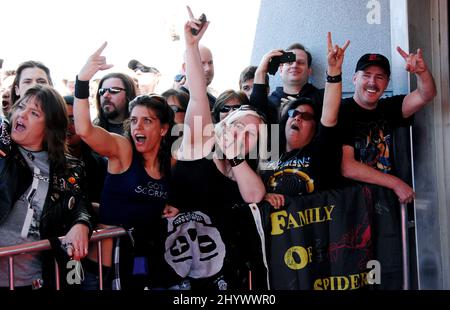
[250,0,393,96]
[409,0,450,289]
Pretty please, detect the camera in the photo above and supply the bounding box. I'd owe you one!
[268,51,296,75]
[191,13,207,35]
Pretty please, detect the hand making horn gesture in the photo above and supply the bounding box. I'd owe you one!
[327,32,350,76]
[184,6,209,46]
[396,46,428,75]
[78,42,114,81]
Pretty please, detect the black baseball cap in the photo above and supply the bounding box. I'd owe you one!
[355,53,391,77]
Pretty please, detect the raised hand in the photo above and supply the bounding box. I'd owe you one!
[184,6,209,46]
[280,95,298,106]
[258,49,284,74]
[78,42,113,81]
[396,47,428,75]
[216,123,242,160]
[327,32,350,76]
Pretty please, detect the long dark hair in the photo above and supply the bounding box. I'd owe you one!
[11,84,68,171]
[10,61,53,104]
[123,95,175,178]
[94,72,137,130]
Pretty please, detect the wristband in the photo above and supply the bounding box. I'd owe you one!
[74,76,90,99]
[326,72,342,83]
[228,157,245,167]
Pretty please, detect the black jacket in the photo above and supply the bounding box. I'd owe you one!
[0,117,93,289]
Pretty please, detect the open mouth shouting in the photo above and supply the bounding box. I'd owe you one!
[134,134,147,146]
[14,119,26,133]
[290,122,300,131]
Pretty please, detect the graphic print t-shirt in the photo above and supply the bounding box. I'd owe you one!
[339,96,411,174]
[261,125,341,196]
[0,148,50,287]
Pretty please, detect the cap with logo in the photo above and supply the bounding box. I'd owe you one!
[355,53,391,77]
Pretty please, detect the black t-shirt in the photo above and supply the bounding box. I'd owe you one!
[179,86,216,111]
[260,125,341,196]
[106,122,124,136]
[339,95,411,174]
[169,157,243,214]
[168,157,266,289]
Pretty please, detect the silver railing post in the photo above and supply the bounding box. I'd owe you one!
[55,259,60,290]
[400,202,410,290]
[8,256,14,290]
[97,240,103,290]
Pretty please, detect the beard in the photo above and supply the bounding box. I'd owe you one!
[102,101,120,119]
[103,109,119,120]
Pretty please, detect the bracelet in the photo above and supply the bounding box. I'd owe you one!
[228,157,245,167]
[74,75,90,99]
[326,72,342,83]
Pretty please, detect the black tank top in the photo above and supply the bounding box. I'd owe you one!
[100,152,168,228]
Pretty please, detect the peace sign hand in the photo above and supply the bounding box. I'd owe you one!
[78,42,114,81]
[396,47,428,75]
[327,32,350,76]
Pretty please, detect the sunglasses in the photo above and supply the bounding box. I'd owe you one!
[220,105,242,113]
[98,87,126,96]
[287,109,315,121]
[170,105,186,113]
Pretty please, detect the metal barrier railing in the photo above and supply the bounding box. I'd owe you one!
[0,227,127,290]
[400,203,410,290]
[2,203,411,290]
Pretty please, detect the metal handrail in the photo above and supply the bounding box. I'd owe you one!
[0,227,126,257]
[0,227,127,290]
[400,203,410,290]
